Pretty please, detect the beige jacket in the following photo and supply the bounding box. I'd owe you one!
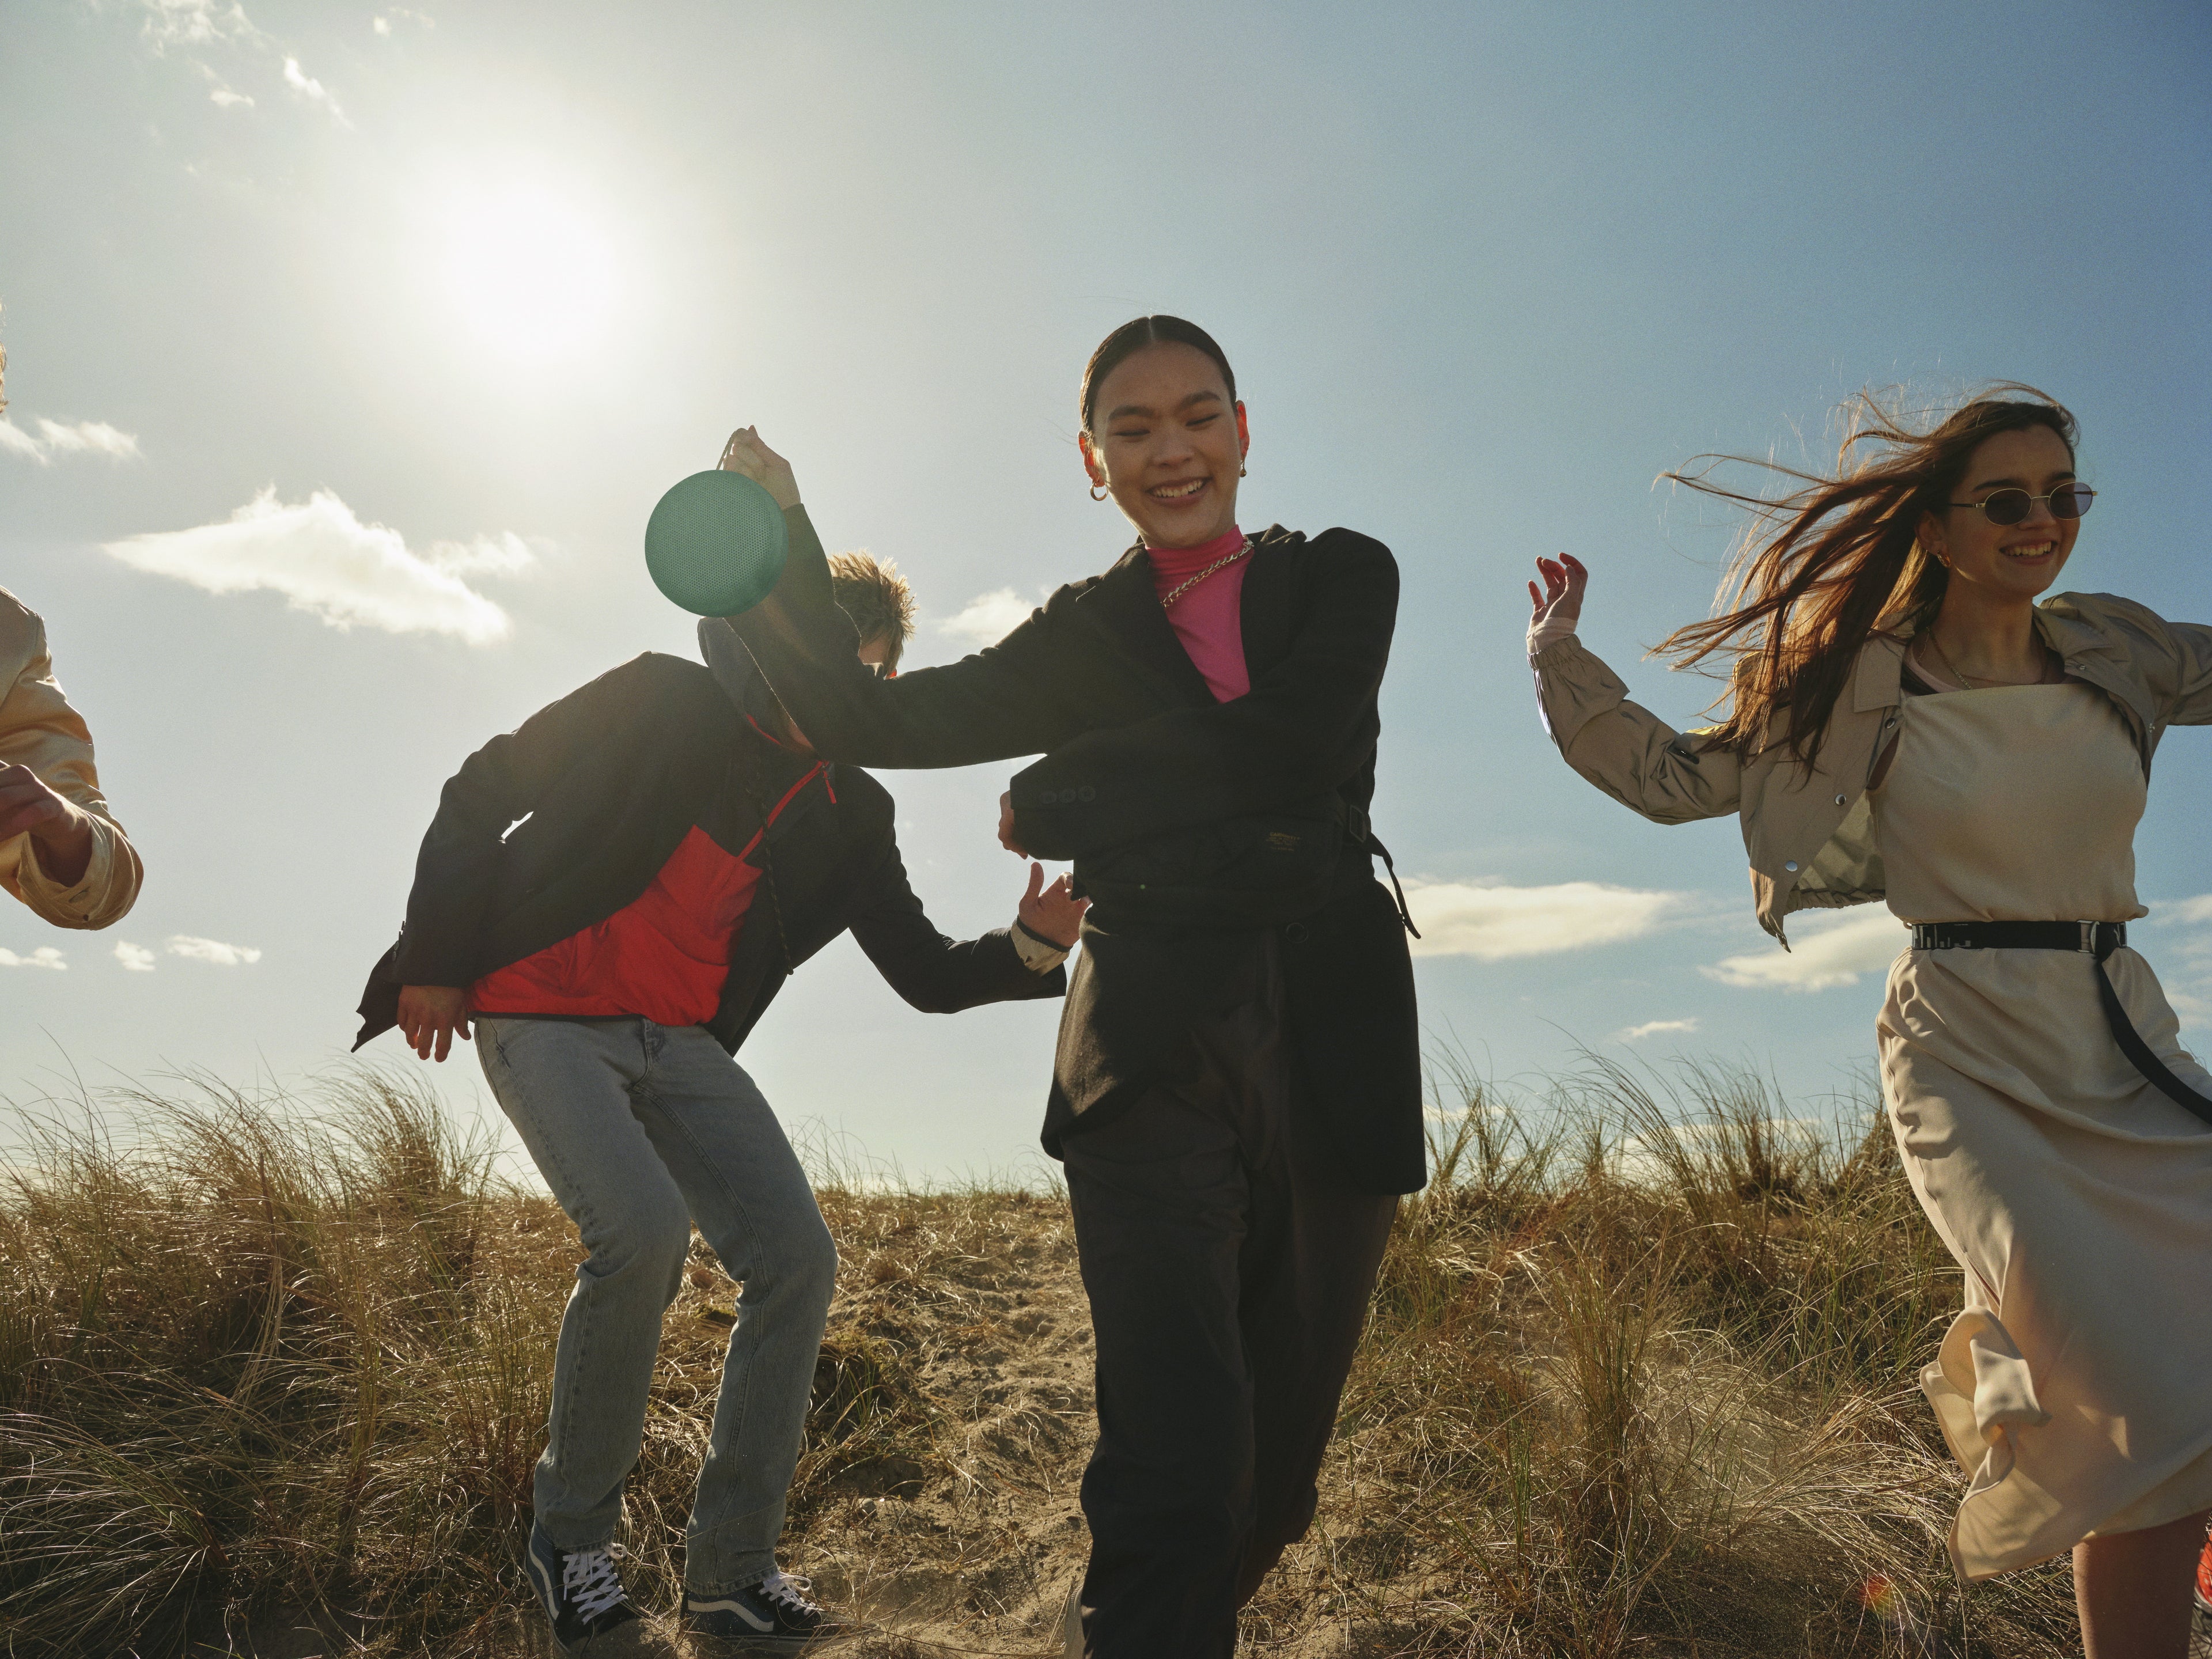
[0,588,142,929]
[1533,592,2212,944]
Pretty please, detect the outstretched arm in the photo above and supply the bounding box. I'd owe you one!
[718,429,1078,768]
[2157,619,2212,728]
[0,611,143,929]
[1527,554,1743,824]
[1005,531,1399,859]
[844,845,1077,1013]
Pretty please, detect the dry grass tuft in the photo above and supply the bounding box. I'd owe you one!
[0,1057,2089,1656]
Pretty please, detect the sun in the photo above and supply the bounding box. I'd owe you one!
[433,168,623,361]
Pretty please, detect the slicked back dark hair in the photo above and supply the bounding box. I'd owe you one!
[1079,315,1237,434]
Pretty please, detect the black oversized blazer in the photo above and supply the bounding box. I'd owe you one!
[726,507,1423,1195]
[353,652,1061,1055]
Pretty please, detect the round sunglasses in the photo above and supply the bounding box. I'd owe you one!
[1949,484,2096,526]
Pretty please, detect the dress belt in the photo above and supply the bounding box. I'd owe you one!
[1909,919,2212,1127]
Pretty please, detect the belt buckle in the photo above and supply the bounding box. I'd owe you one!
[2078,921,2095,954]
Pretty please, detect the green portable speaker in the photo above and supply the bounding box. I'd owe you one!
[644,470,790,616]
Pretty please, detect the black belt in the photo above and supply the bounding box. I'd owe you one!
[1909,920,2212,1127]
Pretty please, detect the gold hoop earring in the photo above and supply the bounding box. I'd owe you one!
[1089,485,1108,502]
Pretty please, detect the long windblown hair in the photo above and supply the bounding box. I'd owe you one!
[1657,387,2077,768]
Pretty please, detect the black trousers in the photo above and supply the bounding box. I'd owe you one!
[1062,940,1400,1657]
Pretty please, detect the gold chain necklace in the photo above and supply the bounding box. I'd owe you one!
[1921,628,2052,688]
[1157,537,1254,608]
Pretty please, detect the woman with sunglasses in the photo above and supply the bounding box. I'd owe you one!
[715,316,1420,1657]
[1527,390,2212,1657]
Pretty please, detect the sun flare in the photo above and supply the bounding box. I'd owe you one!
[434,169,622,360]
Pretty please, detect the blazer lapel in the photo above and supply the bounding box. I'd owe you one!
[1080,544,1217,710]
[1238,525,1302,680]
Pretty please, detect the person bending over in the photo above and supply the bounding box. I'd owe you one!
[354,552,1085,1656]
[717,315,1421,1658]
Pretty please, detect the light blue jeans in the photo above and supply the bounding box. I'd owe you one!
[478,1016,837,1593]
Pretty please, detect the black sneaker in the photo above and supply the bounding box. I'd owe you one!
[682,1571,846,1647]
[527,1522,644,1655]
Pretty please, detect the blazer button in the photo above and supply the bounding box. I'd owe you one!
[1783,860,1800,873]
[1078,786,1096,802]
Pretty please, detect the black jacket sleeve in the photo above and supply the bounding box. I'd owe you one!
[390,663,642,987]
[1006,532,1398,858]
[732,506,1080,767]
[843,840,1066,1014]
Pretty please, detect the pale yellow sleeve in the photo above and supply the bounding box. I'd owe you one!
[0,613,143,930]
[1532,635,1743,824]
[1009,919,1071,974]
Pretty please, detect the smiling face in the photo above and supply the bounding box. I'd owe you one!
[1079,342,1249,549]
[1920,423,2081,604]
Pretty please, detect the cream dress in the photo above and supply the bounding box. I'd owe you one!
[1874,676,2212,1578]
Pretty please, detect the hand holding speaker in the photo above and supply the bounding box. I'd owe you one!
[643,426,798,617]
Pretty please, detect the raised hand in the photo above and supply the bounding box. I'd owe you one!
[396,984,472,1063]
[717,426,801,509]
[1528,552,1589,629]
[1017,860,1089,949]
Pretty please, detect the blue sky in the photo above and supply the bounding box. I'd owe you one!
[4,0,2209,1180]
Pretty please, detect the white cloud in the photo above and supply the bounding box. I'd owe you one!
[1702,907,1906,993]
[113,941,160,972]
[374,16,390,32]
[1618,1017,1700,1042]
[169,935,262,966]
[938,588,1043,648]
[210,86,253,108]
[2147,895,2212,1030]
[1400,878,1687,961]
[0,946,67,971]
[0,417,143,465]
[282,55,347,124]
[135,0,263,50]
[101,488,532,645]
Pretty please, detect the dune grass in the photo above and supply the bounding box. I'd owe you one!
[0,1058,2084,1657]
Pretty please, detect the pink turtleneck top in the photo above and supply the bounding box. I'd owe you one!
[1146,524,1251,702]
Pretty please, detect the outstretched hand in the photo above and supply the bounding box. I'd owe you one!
[717,426,801,510]
[1017,861,1088,949]
[1528,553,1589,629]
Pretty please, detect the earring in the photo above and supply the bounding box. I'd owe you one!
[1089,485,1108,501]
[1238,465,1247,478]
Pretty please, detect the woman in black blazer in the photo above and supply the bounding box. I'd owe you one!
[716,316,1419,1658]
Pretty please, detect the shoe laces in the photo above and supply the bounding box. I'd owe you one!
[563,1541,631,1622]
[757,1571,820,1615]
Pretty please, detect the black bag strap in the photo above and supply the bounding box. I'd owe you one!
[1910,920,2212,1128]
[1365,832,1421,940]
[2091,938,2212,1129]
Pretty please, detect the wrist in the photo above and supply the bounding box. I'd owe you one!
[27,808,94,887]
[1015,916,1074,951]
[31,806,91,854]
